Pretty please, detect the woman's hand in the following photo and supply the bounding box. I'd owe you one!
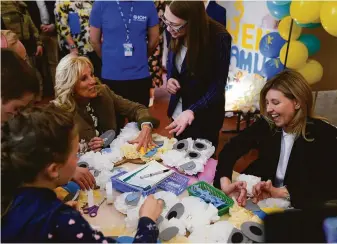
[165,110,194,136]
[72,167,96,190]
[252,180,287,203]
[220,177,247,206]
[128,124,156,151]
[88,137,104,152]
[139,195,164,222]
[41,24,55,33]
[35,45,43,56]
[167,78,181,94]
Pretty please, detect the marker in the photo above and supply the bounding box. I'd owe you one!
[140,169,170,179]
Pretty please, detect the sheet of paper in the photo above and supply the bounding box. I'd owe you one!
[118,160,173,188]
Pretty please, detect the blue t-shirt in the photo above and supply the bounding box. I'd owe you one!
[90,1,159,81]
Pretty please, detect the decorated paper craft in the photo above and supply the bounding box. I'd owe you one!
[161,138,215,175]
[119,123,177,162]
[114,191,221,241]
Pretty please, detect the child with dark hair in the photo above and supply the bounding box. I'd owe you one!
[1,105,163,243]
[1,49,40,123]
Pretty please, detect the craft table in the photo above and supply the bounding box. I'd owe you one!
[81,162,239,242]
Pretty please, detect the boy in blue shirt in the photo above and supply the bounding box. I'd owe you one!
[90,0,159,107]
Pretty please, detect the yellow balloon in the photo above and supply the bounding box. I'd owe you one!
[320,2,337,37]
[296,59,323,85]
[280,41,308,69]
[278,16,302,41]
[290,1,323,24]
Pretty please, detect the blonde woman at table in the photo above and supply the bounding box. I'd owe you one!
[214,70,337,209]
[53,54,159,190]
[1,105,164,243]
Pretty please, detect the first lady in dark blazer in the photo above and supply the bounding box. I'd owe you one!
[214,70,337,209]
[163,1,231,149]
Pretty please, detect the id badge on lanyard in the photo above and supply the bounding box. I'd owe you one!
[116,0,134,57]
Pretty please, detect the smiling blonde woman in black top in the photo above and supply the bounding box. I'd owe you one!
[214,70,337,209]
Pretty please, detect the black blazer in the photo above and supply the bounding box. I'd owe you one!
[214,117,337,209]
[24,1,56,34]
[206,0,226,27]
[166,20,231,146]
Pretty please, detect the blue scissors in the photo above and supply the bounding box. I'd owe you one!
[83,198,106,217]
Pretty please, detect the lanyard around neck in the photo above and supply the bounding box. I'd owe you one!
[116,0,134,43]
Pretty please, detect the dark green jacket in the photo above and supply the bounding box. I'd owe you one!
[1,1,42,47]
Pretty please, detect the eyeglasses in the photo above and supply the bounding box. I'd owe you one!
[160,14,187,33]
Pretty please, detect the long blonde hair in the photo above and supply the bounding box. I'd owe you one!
[259,70,316,140]
[53,54,94,112]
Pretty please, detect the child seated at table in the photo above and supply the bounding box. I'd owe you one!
[1,105,163,243]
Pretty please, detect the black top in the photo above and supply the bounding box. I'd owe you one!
[214,117,337,209]
[166,19,231,147]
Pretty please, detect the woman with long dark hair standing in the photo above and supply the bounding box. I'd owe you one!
[164,1,231,149]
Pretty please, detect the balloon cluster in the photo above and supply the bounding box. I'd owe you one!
[260,1,337,85]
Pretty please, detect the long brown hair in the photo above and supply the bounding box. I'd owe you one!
[259,70,317,140]
[167,1,210,78]
[1,105,77,215]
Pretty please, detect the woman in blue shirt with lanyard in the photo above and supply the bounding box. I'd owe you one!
[90,1,159,107]
[163,1,231,149]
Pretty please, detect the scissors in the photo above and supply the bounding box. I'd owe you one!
[83,198,106,217]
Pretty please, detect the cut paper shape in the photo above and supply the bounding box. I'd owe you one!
[166,203,185,220]
[179,161,196,171]
[185,151,201,160]
[125,192,142,206]
[245,199,261,212]
[100,129,116,147]
[228,228,251,243]
[173,139,189,151]
[241,222,265,243]
[157,215,164,225]
[193,141,207,151]
[78,161,89,168]
[159,226,180,241]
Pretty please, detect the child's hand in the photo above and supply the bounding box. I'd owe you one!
[139,195,164,222]
[65,201,79,211]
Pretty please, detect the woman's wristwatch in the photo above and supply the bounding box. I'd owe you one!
[70,44,76,49]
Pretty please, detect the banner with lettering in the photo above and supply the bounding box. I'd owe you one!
[219,0,279,75]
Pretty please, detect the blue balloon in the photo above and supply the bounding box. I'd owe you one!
[262,58,284,79]
[259,32,286,58]
[295,21,321,29]
[298,34,321,56]
[271,0,291,5]
[267,1,290,20]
